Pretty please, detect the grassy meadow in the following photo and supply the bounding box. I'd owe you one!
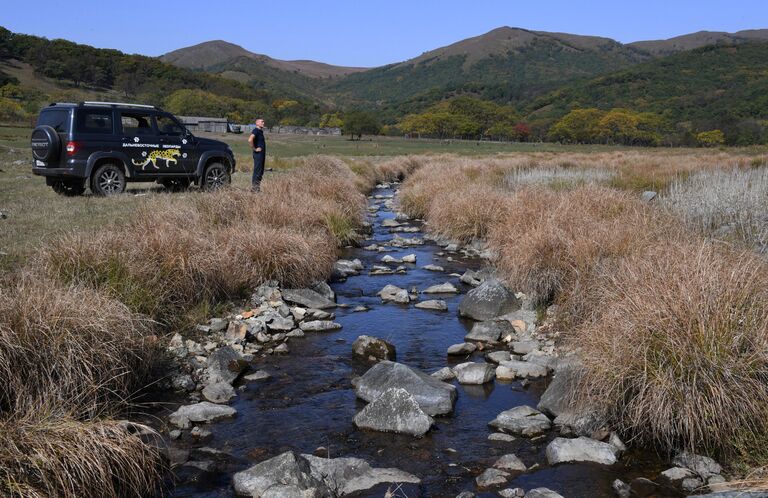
[2,123,768,495]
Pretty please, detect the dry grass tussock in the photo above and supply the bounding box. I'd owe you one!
[38,156,364,325]
[574,241,768,459]
[489,185,681,313]
[427,183,511,243]
[0,272,157,416]
[0,412,162,498]
[0,273,163,498]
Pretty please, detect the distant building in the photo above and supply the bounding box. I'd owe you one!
[178,116,232,134]
[267,125,342,136]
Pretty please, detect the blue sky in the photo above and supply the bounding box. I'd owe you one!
[3,0,767,67]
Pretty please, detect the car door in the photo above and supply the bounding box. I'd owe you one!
[154,113,195,175]
[119,110,184,176]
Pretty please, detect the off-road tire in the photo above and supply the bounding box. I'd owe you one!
[91,163,126,196]
[202,162,230,191]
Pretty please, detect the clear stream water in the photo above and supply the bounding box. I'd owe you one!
[167,185,676,498]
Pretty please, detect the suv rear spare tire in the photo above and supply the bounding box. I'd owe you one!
[91,163,126,196]
[202,162,230,191]
[31,125,61,162]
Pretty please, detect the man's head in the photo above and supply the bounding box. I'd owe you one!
[255,118,265,129]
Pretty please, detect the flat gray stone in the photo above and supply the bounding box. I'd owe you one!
[488,405,551,437]
[201,382,235,404]
[353,387,434,437]
[465,320,514,343]
[415,299,448,311]
[458,278,520,321]
[299,320,342,332]
[302,454,420,496]
[673,451,723,478]
[475,468,509,489]
[447,343,477,355]
[546,437,619,466]
[354,361,457,416]
[493,454,527,472]
[510,340,539,355]
[244,370,271,381]
[169,402,236,429]
[497,360,548,379]
[488,433,516,443]
[422,264,444,272]
[526,489,565,498]
[282,288,336,309]
[423,282,459,294]
[485,351,512,364]
[453,362,496,384]
[377,284,410,304]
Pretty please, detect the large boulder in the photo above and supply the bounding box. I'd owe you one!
[354,361,457,416]
[465,320,514,342]
[488,405,551,437]
[546,437,619,466]
[302,454,420,496]
[169,402,237,429]
[458,278,520,321]
[453,362,496,385]
[207,346,247,385]
[353,387,434,437]
[282,288,336,310]
[352,335,396,362]
[673,452,723,479]
[232,451,330,497]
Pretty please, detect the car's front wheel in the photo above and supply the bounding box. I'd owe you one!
[91,164,126,196]
[202,162,230,191]
[50,179,86,196]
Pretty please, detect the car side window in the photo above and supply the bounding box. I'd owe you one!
[76,110,113,135]
[155,114,185,136]
[121,112,155,136]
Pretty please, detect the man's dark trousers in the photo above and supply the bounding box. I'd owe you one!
[252,151,265,190]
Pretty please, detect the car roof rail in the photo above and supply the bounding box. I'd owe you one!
[80,101,161,110]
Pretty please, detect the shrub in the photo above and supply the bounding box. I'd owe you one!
[574,241,768,459]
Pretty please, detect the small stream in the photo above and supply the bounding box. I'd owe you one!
[169,184,674,498]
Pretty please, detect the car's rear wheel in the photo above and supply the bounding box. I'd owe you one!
[91,164,126,196]
[160,178,192,192]
[202,162,230,191]
[50,179,86,196]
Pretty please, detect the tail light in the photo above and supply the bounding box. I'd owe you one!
[66,141,79,156]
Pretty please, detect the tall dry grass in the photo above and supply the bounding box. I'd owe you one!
[489,185,681,314]
[427,183,511,243]
[0,412,162,498]
[574,241,768,459]
[38,156,365,325]
[663,167,768,253]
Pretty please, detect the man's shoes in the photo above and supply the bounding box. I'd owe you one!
[251,184,261,193]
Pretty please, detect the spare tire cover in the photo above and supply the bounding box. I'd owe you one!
[31,125,61,162]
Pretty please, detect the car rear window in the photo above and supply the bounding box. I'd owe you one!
[75,110,114,135]
[36,109,71,133]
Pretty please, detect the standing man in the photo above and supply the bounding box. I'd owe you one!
[248,118,266,191]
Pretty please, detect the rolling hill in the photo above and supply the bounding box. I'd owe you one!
[525,41,768,142]
[627,29,768,56]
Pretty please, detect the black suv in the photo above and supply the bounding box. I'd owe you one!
[30,102,236,196]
